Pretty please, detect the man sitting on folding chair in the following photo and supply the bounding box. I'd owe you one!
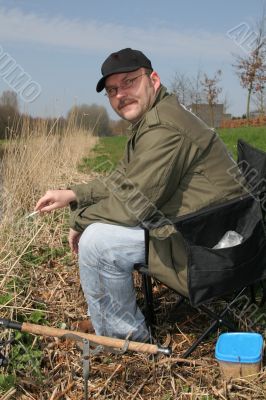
[34,48,247,343]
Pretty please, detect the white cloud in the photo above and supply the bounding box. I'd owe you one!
[0,6,236,59]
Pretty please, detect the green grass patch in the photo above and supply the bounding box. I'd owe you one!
[217,126,266,159]
[8,331,43,382]
[0,374,16,394]
[21,245,67,267]
[0,293,13,305]
[79,136,127,173]
[79,127,266,174]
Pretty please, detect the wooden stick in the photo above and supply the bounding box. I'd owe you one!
[21,322,170,355]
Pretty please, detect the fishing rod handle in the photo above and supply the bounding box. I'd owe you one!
[0,318,22,331]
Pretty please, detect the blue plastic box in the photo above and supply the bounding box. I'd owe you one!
[215,332,264,379]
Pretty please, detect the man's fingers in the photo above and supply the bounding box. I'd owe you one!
[68,229,81,254]
[38,206,54,213]
[69,238,78,254]
[73,243,78,255]
[34,199,47,211]
[68,236,74,251]
[35,189,77,212]
[35,196,61,212]
[69,237,78,254]
[35,195,53,211]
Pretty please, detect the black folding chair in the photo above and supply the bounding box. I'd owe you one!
[237,138,266,306]
[135,191,266,358]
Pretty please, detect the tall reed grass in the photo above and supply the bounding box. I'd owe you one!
[1,115,97,221]
[0,115,97,319]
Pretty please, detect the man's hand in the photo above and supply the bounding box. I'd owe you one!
[35,189,77,213]
[68,228,81,254]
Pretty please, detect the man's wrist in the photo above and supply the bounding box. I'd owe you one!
[65,189,77,203]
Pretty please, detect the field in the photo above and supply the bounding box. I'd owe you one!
[0,125,265,399]
[79,126,266,173]
[218,126,266,158]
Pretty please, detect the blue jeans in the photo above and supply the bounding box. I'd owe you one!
[78,223,149,342]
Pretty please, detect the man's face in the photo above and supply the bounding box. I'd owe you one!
[105,68,161,123]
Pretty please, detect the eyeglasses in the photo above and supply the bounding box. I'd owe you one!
[105,73,149,98]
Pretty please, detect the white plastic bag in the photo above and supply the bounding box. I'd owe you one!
[213,230,243,249]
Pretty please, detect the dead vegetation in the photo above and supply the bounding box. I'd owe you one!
[0,120,265,399]
[1,227,265,400]
[1,253,265,399]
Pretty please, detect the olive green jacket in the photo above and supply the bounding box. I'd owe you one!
[69,86,245,296]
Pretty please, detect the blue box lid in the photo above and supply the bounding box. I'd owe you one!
[215,333,264,363]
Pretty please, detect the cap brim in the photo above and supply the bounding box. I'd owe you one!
[96,66,143,92]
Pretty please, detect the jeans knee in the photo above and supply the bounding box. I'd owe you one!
[78,223,144,272]
[78,223,104,265]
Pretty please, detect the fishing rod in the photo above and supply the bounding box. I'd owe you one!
[0,318,171,355]
[1,317,171,400]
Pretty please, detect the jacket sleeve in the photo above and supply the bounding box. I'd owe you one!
[70,127,199,232]
[69,159,127,209]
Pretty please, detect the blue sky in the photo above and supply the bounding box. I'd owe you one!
[0,0,265,120]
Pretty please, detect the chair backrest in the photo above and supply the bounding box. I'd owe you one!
[237,139,266,203]
[174,194,266,306]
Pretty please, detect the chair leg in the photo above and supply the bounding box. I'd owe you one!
[249,281,265,307]
[250,285,256,304]
[181,306,237,359]
[182,319,220,358]
[199,305,237,331]
[141,228,156,334]
[142,274,155,330]
[180,288,246,359]
[260,280,266,307]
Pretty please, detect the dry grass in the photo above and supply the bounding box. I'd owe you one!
[0,115,97,316]
[0,115,97,376]
[2,260,265,399]
[0,115,97,222]
[0,115,97,246]
[0,120,265,399]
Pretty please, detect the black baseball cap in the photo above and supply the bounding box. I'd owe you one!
[96,48,153,92]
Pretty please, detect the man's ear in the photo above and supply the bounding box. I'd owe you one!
[150,71,161,91]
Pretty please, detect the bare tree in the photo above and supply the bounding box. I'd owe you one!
[190,69,203,113]
[251,49,266,116]
[233,15,266,118]
[67,103,111,136]
[0,90,19,112]
[252,86,265,115]
[201,70,223,127]
[110,119,130,136]
[171,72,191,107]
[222,93,231,114]
[170,69,203,109]
[0,90,20,139]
